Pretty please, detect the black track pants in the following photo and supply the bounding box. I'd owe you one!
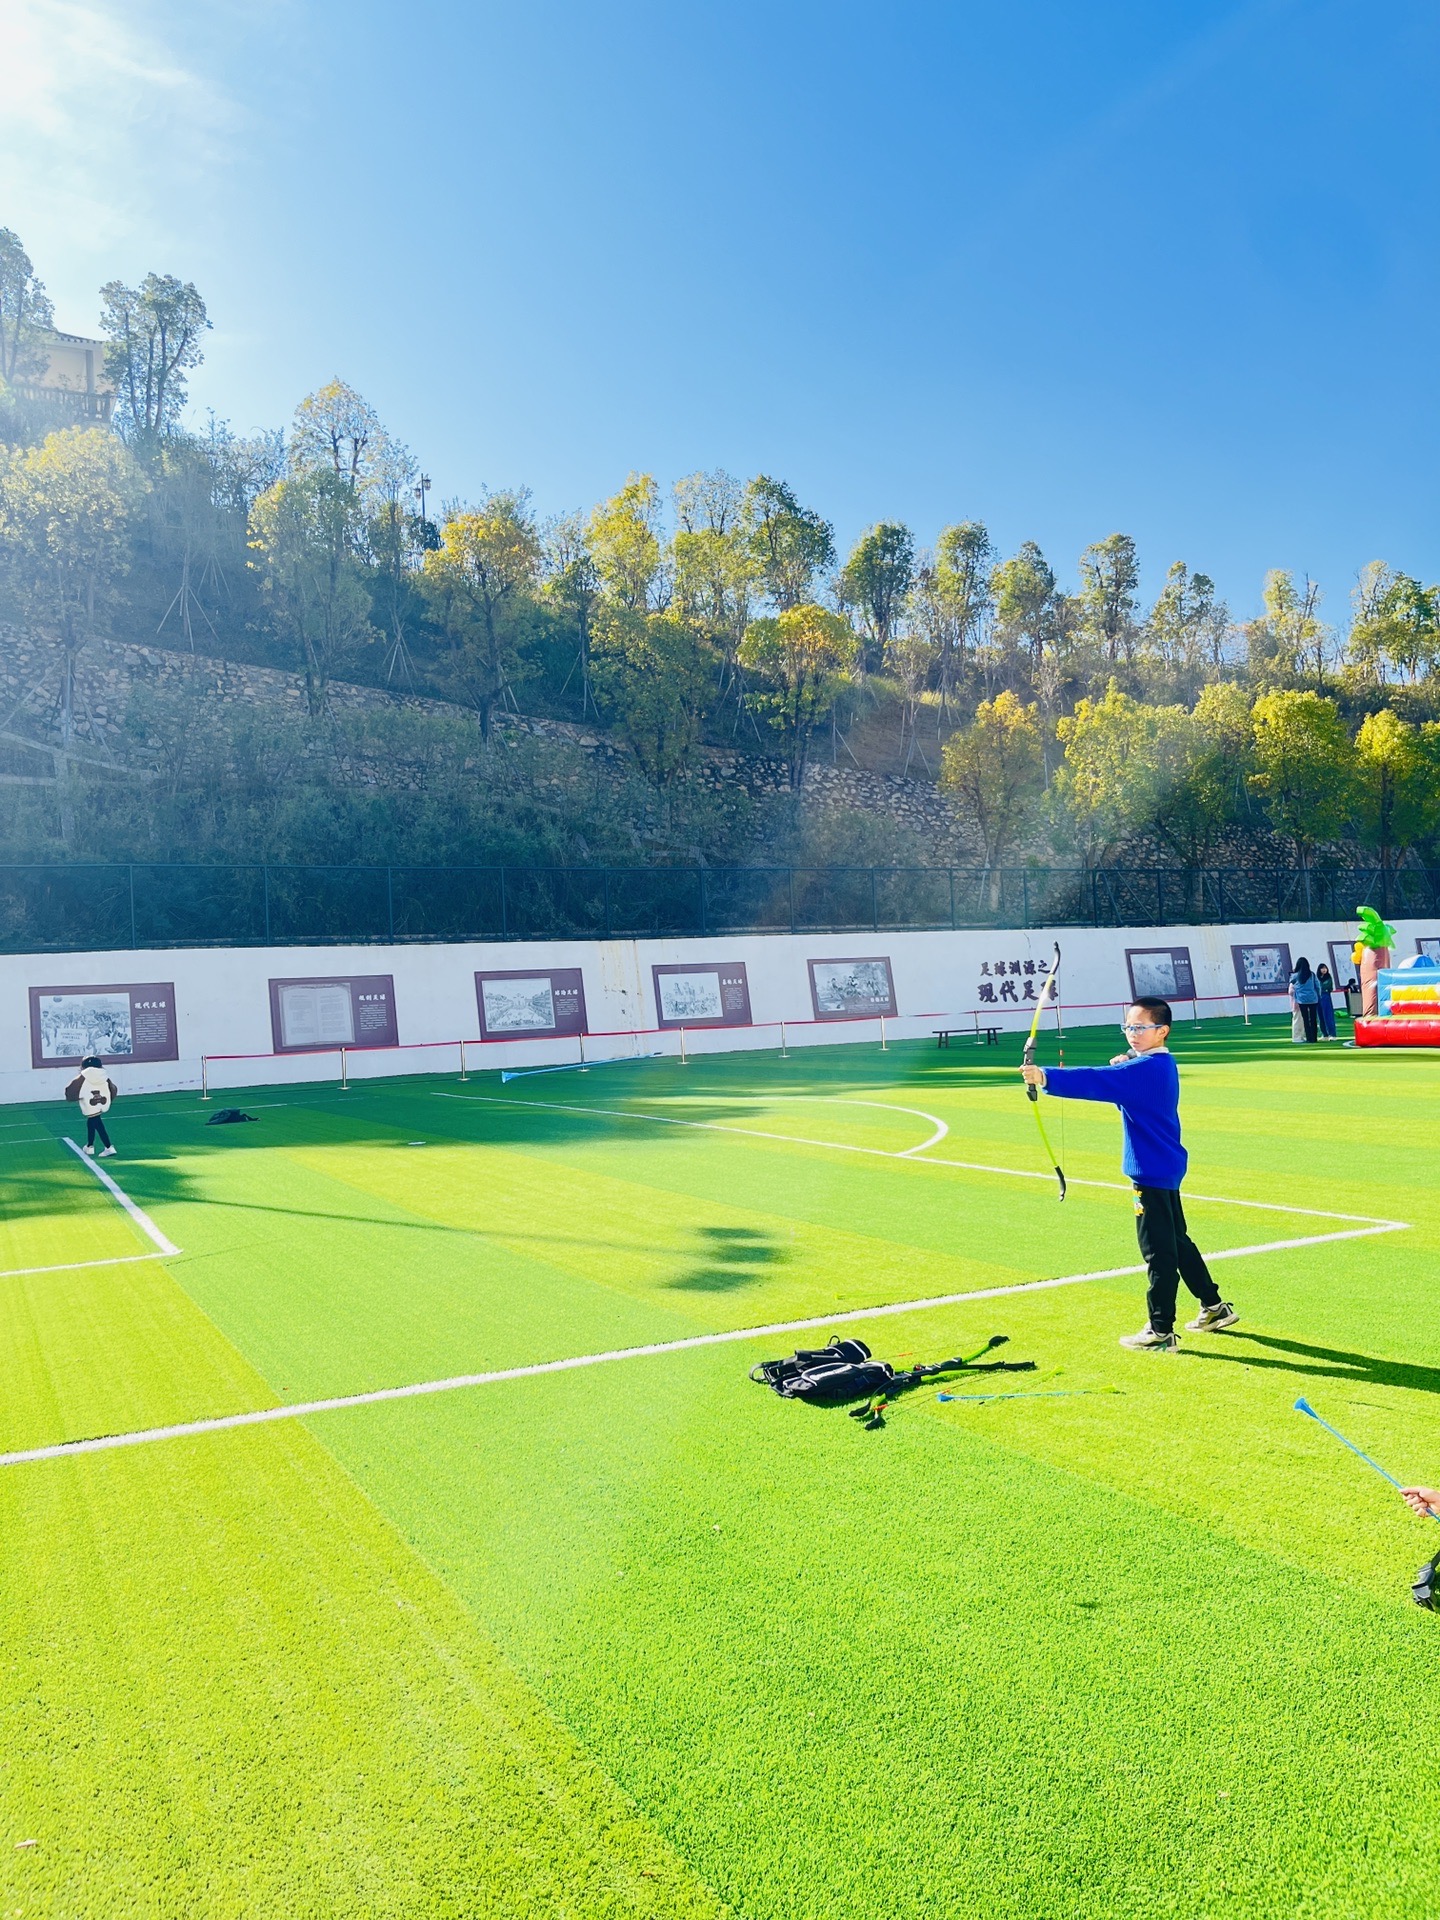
[1135,1187,1219,1335]
[85,1114,111,1150]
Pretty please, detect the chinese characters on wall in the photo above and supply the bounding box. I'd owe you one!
[973,955,1052,1007]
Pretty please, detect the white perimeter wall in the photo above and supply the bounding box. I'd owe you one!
[6,913,1438,1107]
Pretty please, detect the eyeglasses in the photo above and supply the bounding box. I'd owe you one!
[1120,1022,1163,1033]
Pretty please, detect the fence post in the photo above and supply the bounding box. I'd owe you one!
[500,867,509,939]
[698,866,708,936]
[871,868,878,931]
[386,866,395,941]
[602,868,612,939]
[1022,870,1030,929]
[128,864,137,948]
[788,868,797,934]
[263,865,271,945]
[949,868,956,931]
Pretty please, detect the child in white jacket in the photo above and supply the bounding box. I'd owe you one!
[65,1055,118,1156]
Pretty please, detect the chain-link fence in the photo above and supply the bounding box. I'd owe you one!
[0,862,1435,953]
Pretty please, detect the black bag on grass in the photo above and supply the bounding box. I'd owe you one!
[206,1108,258,1125]
[749,1335,1037,1404]
[749,1339,896,1404]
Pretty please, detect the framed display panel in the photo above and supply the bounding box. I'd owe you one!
[1124,946,1195,1003]
[1417,937,1440,962]
[475,968,588,1041]
[29,982,178,1068]
[807,956,898,1021]
[651,962,752,1030]
[268,975,398,1054]
[1328,940,1360,990]
[1230,943,1292,996]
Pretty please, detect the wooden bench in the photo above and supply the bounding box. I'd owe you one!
[935,1026,1001,1048]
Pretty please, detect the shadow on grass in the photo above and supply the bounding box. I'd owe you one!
[1184,1330,1440,1398]
[669,1224,787,1292]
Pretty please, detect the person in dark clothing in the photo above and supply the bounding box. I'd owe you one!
[1289,956,1321,1043]
[1314,962,1338,1039]
[65,1054,118,1156]
[1020,995,1237,1352]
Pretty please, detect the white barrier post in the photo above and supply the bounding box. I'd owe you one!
[200,1055,210,1102]
[578,1033,588,1072]
[779,1020,788,1059]
[339,1046,350,1090]
[1242,994,1250,1026]
[880,1015,887,1051]
[680,1027,688,1066]
[458,1039,468,1082]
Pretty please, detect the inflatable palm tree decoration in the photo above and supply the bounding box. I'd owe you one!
[1354,905,1397,1017]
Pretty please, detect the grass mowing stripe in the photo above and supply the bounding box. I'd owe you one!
[438,1091,1407,1228]
[0,1220,1405,1469]
[61,1138,181,1254]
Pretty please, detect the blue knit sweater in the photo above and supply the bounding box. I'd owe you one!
[1042,1049,1188,1188]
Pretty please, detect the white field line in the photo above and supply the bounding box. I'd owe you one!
[0,1252,170,1281]
[433,1092,1408,1232]
[0,1218,1410,1471]
[61,1140,181,1256]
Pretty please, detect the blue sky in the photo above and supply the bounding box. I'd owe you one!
[4,0,1437,618]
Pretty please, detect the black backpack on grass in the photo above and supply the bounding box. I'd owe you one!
[749,1336,1035,1405]
[749,1339,896,1404]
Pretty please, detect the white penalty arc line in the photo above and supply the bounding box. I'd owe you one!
[0,1218,1407,1471]
[62,1139,181,1257]
[432,1092,1406,1232]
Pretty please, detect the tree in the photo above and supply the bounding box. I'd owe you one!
[421,492,542,738]
[592,609,717,801]
[588,474,664,610]
[1247,688,1355,872]
[1077,533,1140,664]
[289,379,411,500]
[0,228,55,385]
[1348,567,1439,684]
[0,427,145,833]
[884,630,938,770]
[940,691,1044,902]
[671,469,755,654]
[918,521,994,709]
[248,468,377,715]
[1053,683,1173,869]
[543,512,601,715]
[100,273,210,440]
[739,604,859,789]
[840,522,914,671]
[1144,562,1230,685]
[1355,708,1433,873]
[989,541,1056,679]
[740,476,835,610]
[1245,570,1330,684]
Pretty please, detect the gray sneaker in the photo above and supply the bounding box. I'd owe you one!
[1186,1301,1238,1332]
[1119,1326,1179,1352]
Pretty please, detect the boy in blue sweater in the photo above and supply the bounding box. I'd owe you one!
[1020,994,1238,1352]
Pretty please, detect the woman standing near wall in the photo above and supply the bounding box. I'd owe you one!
[1290,956,1321,1043]
[1315,961,1338,1039]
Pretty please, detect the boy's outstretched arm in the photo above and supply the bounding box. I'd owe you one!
[1019,1060,1134,1104]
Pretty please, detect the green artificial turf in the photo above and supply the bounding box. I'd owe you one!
[3,1015,1440,1917]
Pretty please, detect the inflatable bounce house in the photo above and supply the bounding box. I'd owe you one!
[1352,906,1440,1047]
